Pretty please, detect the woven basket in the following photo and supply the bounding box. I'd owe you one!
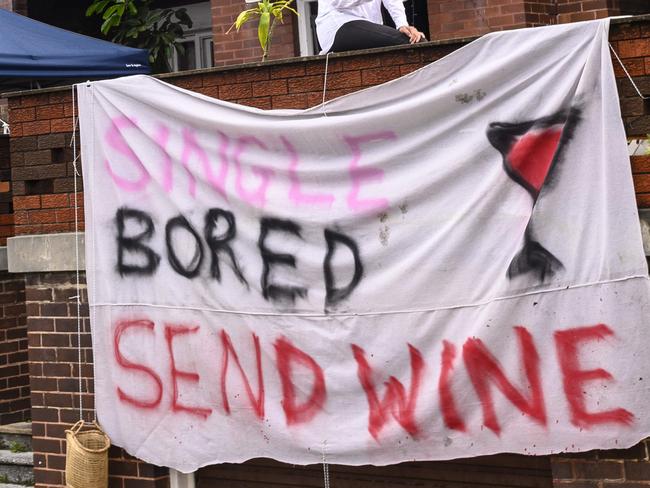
[65,420,110,488]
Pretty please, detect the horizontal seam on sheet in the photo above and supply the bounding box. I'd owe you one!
[89,274,649,318]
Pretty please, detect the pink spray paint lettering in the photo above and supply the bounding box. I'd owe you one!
[233,136,275,207]
[104,116,151,192]
[345,132,394,213]
[103,118,394,210]
[181,128,229,199]
[154,124,173,193]
[283,136,335,207]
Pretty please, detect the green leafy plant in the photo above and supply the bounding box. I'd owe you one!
[8,441,27,453]
[228,0,298,61]
[86,0,193,73]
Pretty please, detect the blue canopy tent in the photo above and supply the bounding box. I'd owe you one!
[0,8,150,91]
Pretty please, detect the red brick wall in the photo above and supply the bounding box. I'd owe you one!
[7,97,82,236]
[428,0,529,41]
[633,156,650,207]
[27,272,169,488]
[555,0,611,24]
[619,0,649,15]
[0,134,28,428]
[551,440,650,487]
[0,136,14,245]
[611,20,650,138]
[5,17,650,488]
[0,271,28,425]
[211,0,297,67]
[427,0,650,42]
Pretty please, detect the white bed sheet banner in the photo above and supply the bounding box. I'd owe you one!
[78,18,650,472]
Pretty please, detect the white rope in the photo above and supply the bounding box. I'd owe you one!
[322,441,331,488]
[609,43,649,100]
[70,84,84,421]
[321,52,332,117]
[89,273,649,318]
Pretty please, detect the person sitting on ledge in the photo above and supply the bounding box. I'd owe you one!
[316,0,425,54]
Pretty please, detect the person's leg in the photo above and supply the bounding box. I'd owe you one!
[330,20,410,52]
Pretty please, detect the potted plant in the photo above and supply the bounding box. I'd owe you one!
[229,0,298,62]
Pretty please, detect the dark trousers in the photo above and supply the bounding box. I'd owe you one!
[330,20,411,53]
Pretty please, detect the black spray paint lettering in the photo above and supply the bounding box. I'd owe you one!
[323,229,363,306]
[204,209,248,287]
[258,217,308,305]
[165,215,204,279]
[115,207,161,276]
[114,207,364,305]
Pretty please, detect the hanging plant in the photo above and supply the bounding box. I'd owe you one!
[228,0,298,62]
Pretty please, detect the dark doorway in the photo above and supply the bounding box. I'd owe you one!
[197,454,552,488]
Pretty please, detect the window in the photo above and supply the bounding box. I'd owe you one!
[297,0,320,56]
[169,2,214,71]
[173,31,214,71]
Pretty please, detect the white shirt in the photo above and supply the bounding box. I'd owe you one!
[315,0,408,54]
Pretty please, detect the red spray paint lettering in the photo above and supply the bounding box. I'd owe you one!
[438,340,466,432]
[463,326,546,435]
[111,319,635,437]
[352,343,424,439]
[165,324,212,419]
[220,330,264,419]
[274,336,326,425]
[113,319,163,409]
[554,324,633,428]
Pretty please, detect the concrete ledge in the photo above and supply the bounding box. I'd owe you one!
[7,233,84,273]
[0,423,31,437]
[0,451,32,467]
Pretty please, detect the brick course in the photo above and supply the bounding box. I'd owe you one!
[5,15,650,488]
[427,0,650,42]
[551,442,650,488]
[0,136,14,245]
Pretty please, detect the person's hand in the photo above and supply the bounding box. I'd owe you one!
[398,25,425,44]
